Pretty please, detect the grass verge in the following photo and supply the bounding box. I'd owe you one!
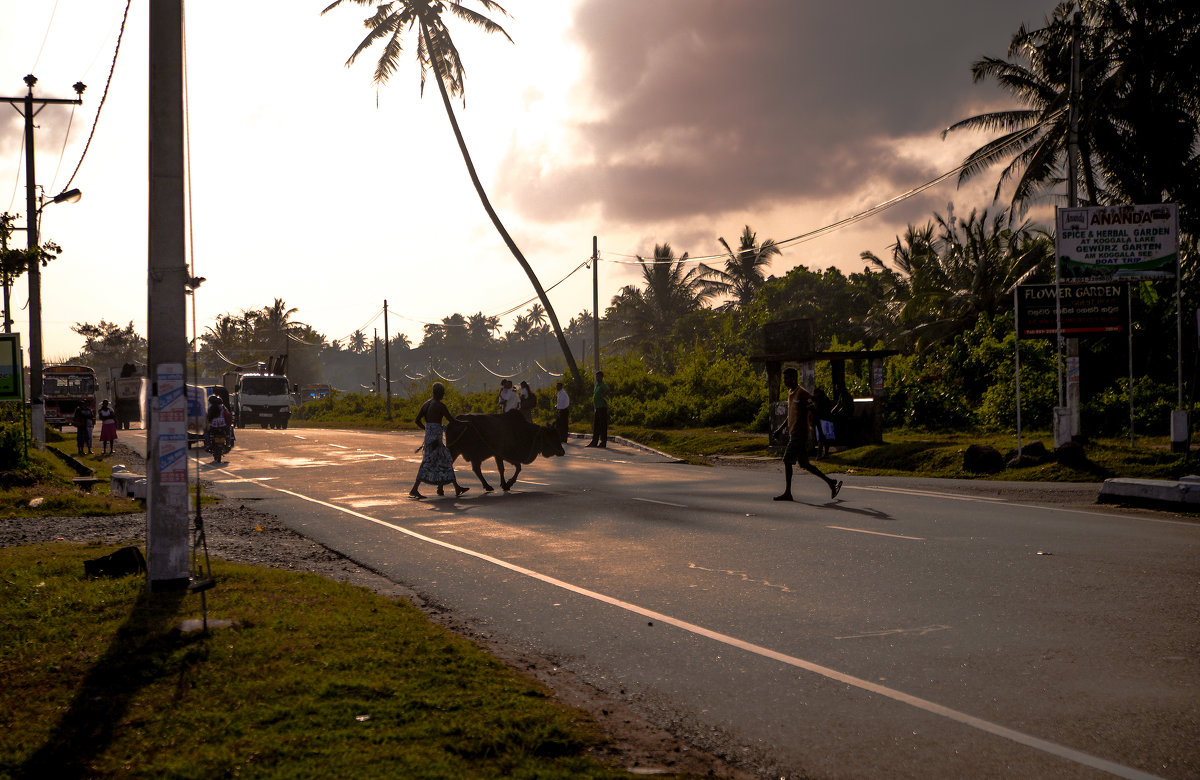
[612,426,1196,481]
[0,543,652,780]
[1,447,143,519]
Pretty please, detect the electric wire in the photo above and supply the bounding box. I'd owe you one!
[61,0,133,192]
[47,103,77,196]
[30,0,62,73]
[599,108,1067,265]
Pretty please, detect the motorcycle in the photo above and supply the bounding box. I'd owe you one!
[205,418,232,463]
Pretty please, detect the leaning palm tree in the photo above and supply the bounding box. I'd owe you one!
[323,0,584,388]
[702,225,782,310]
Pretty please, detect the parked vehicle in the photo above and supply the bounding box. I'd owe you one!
[43,364,97,429]
[108,364,146,430]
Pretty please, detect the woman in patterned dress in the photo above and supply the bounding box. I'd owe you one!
[409,383,469,499]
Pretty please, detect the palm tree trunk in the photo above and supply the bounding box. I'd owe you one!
[421,23,584,392]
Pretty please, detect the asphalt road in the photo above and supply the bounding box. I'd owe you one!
[129,426,1200,779]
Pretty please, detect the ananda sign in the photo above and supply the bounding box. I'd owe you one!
[1055,204,1178,281]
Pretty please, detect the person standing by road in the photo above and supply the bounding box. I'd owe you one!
[72,403,94,455]
[774,368,841,501]
[497,379,519,413]
[586,370,609,448]
[410,382,469,500]
[518,380,536,422]
[97,399,119,456]
[555,381,570,443]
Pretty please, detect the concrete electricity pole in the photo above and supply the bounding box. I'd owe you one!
[146,0,190,590]
[1,76,84,448]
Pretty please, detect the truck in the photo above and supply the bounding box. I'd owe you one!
[108,364,146,430]
[231,371,292,429]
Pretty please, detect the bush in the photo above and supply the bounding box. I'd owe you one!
[0,424,28,471]
[1082,377,1177,436]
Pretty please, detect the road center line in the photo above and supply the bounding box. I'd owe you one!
[827,525,925,541]
[632,497,688,508]
[243,478,1160,780]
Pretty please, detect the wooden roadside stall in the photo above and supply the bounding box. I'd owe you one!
[751,319,897,453]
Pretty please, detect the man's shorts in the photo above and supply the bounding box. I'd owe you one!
[783,433,810,466]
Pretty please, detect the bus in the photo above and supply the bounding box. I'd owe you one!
[43,364,97,429]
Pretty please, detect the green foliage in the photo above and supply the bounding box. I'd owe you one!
[603,351,767,429]
[1082,377,1178,437]
[0,424,27,472]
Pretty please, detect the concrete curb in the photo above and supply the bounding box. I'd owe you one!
[565,431,683,463]
[1098,476,1200,510]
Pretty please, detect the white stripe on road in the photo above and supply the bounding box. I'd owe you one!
[854,485,1007,503]
[632,497,688,508]
[238,477,1162,779]
[329,444,350,449]
[827,525,925,541]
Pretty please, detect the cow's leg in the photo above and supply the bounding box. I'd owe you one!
[494,457,512,491]
[471,459,494,492]
[502,461,523,491]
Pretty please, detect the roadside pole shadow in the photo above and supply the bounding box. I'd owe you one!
[18,586,193,779]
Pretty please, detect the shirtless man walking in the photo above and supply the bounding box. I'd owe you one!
[774,367,842,502]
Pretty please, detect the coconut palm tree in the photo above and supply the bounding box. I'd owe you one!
[702,225,782,310]
[348,329,368,354]
[323,0,584,387]
[609,243,714,342]
[944,0,1200,225]
[863,207,1052,351]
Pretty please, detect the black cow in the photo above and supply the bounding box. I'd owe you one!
[446,410,565,492]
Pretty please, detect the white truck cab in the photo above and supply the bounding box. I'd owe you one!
[236,373,292,429]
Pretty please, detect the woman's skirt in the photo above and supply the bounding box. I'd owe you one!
[100,420,118,442]
[415,423,456,486]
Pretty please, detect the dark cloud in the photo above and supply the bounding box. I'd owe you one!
[501,0,1055,225]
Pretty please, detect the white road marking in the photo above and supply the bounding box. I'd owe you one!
[854,485,1006,503]
[632,497,688,508]
[372,453,396,461]
[293,436,306,440]
[246,477,1161,780]
[518,480,550,486]
[836,625,950,640]
[329,444,350,449]
[827,525,925,541]
[212,477,276,483]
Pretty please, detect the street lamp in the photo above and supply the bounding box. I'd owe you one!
[27,187,83,448]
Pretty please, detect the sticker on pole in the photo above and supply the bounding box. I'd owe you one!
[155,364,188,485]
[1055,203,1178,281]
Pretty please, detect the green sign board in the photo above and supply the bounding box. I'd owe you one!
[0,333,23,401]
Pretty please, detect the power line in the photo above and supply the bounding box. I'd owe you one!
[61,0,133,192]
[30,0,62,73]
[599,109,1067,266]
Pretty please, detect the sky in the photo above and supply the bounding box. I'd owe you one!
[0,0,1059,363]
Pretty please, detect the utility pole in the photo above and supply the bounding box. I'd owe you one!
[146,0,191,590]
[373,327,380,395]
[1,76,84,449]
[1,215,13,333]
[592,236,600,379]
[1065,10,1083,443]
[383,300,392,419]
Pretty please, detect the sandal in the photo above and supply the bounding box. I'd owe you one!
[455,485,470,497]
[408,490,424,500]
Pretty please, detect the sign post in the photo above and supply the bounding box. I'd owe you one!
[1055,203,1181,449]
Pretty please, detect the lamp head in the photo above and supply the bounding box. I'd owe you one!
[51,189,82,205]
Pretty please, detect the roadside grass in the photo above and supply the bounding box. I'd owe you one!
[0,543,648,780]
[612,425,1194,481]
[0,446,142,519]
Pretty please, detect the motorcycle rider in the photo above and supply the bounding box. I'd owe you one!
[205,395,235,457]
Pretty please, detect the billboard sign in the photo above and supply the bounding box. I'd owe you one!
[1055,203,1178,280]
[1017,283,1127,339]
[0,334,22,401]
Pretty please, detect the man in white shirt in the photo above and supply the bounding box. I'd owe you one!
[498,379,519,413]
[555,382,570,443]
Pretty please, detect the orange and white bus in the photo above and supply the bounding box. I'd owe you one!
[43,364,97,429]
